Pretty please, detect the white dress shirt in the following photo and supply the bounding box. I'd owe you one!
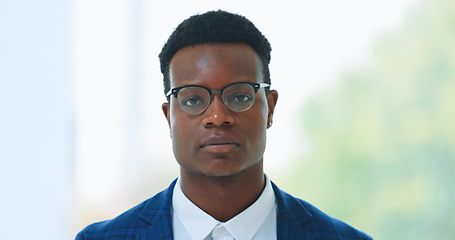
[172,176,277,240]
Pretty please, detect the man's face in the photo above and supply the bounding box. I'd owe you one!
[162,43,277,178]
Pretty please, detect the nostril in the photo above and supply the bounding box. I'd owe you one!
[202,112,235,128]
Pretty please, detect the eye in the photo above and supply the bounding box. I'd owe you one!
[181,96,203,106]
[227,93,254,105]
[234,94,252,102]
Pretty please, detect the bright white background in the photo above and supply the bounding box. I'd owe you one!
[0,0,421,239]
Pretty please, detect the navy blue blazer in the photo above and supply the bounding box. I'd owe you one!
[76,179,372,240]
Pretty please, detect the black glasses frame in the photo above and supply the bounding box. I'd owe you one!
[165,81,270,114]
[166,82,269,98]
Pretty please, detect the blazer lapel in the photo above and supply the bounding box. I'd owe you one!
[132,180,316,239]
[135,179,177,240]
[272,182,316,240]
[135,215,173,240]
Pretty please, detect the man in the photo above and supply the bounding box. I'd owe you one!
[76,10,372,240]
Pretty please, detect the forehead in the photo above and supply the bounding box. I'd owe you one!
[169,43,263,87]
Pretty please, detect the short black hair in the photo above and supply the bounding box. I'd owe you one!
[159,10,272,100]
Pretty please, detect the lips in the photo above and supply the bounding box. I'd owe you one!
[200,137,240,153]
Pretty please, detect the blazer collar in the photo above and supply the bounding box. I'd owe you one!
[132,179,314,240]
[272,181,315,239]
[135,179,177,240]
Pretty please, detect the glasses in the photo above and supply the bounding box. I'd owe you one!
[166,82,270,115]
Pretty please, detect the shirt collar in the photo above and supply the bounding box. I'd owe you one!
[172,175,276,240]
[172,178,219,240]
[224,176,275,240]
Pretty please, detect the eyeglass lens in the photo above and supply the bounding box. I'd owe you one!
[176,83,256,114]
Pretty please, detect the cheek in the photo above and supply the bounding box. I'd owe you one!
[169,103,183,131]
[169,105,198,149]
[169,111,193,162]
[256,96,270,126]
[243,102,269,143]
[169,106,186,145]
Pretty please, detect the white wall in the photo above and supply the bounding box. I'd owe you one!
[0,1,74,239]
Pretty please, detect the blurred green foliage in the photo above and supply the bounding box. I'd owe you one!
[288,0,455,239]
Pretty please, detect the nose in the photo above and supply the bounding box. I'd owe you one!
[202,94,235,127]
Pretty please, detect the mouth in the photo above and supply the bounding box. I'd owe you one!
[200,138,240,153]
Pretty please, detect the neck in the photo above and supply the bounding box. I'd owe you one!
[179,161,265,222]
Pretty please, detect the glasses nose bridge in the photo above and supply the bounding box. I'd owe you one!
[209,89,223,96]
[207,89,227,109]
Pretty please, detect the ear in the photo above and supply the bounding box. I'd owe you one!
[162,102,171,128]
[266,90,278,129]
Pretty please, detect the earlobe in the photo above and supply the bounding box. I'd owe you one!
[162,102,171,128]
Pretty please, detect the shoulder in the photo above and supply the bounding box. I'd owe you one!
[75,198,151,240]
[294,197,372,240]
[75,180,176,240]
[271,182,373,240]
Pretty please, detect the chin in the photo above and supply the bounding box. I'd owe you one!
[203,172,240,178]
[199,166,248,178]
